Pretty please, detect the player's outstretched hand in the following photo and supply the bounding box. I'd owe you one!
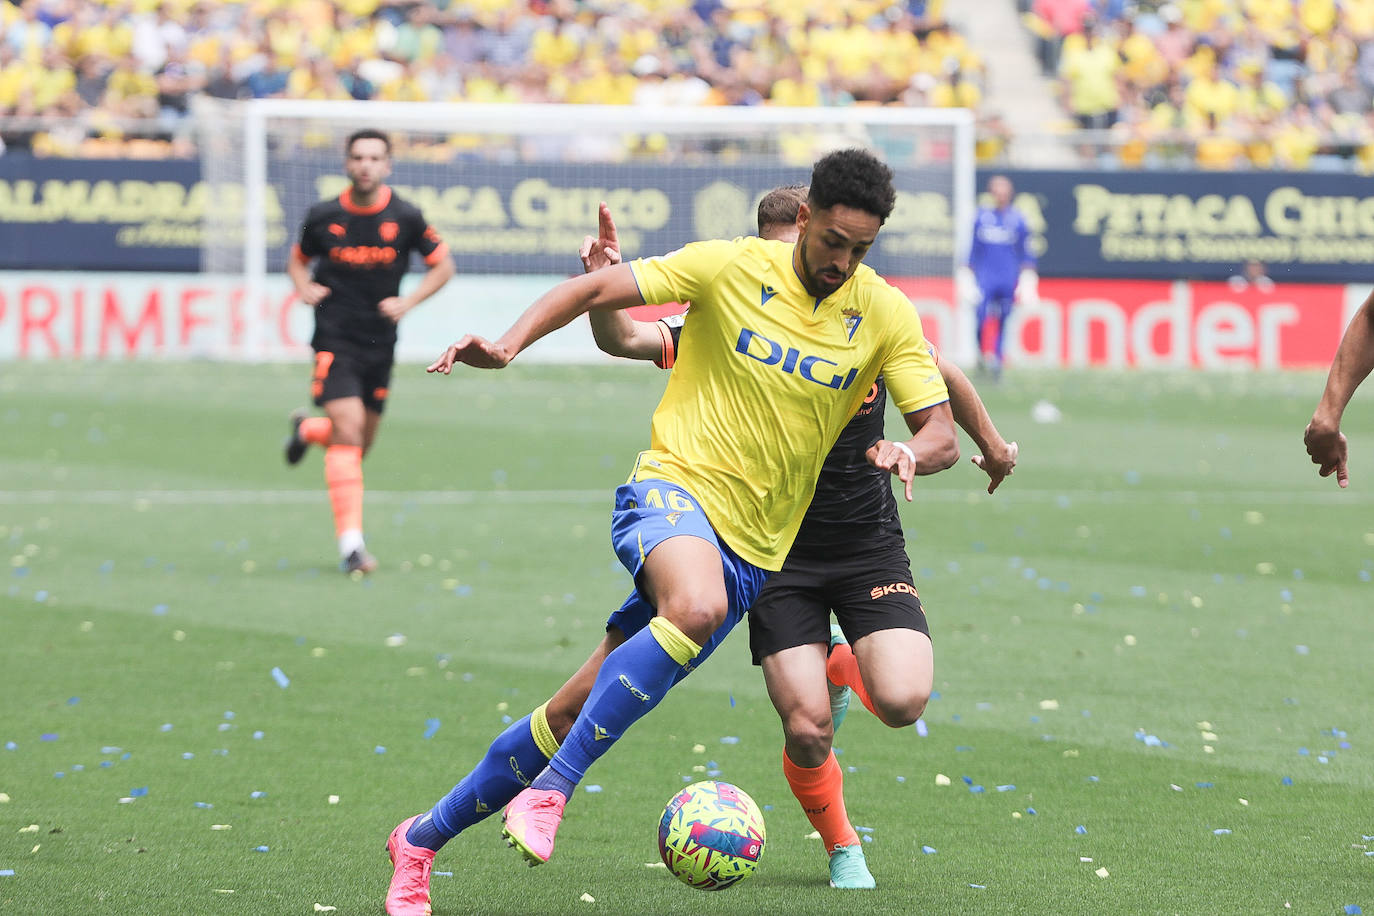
[1304,419,1349,488]
[866,439,916,502]
[579,202,622,274]
[427,335,513,373]
[972,439,1018,494]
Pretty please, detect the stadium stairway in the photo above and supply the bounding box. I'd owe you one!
[949,1,1077,166]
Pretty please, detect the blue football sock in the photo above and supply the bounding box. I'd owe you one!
[406,708,559,851]
[538,618,700,787]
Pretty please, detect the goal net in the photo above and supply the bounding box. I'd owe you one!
[194,100,975,363]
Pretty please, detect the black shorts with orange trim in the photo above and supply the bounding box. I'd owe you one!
[747,539,927,665]
[310,343,394,413]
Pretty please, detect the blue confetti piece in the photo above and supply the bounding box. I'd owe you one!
[129,787,148,797]
[3,742,15,751]
[100,746,121,754]
[1026,807,1037,815]
[930,691,941,701]
[72,764,83,772]
[1295,645,1310,656]
[434,871,454,878]
[374,746,387,754]
[1195,782,1214,789]
[99,561,114,573]
[182,753,194,760]
[1075,825,1087,834]
[500,715,512,724]
[720,736,740,745]
[955,745,972,752]
[270,667,290,688]
[1130,585,1147,597]
[193,802,212,809]
[861,835,872,843]
[54,772,64,779]
[706,769,721,777]
[1213,828,1231,835]
[1298,747,1310,756]
[422,718,441,740]
[1088,775,1099,782]
[66,697,78,706]
[962,776,973,785]
[922,845,937,854]
[254,846,269,853]
[915,720,929,737]
[160,723,173,732]
[1280,589,1293,602]
[855,826,874,834]
[213,749,228,756]
[969,785,985,794]
[1281,776,1293,785]
[153,604,168,616]
[40,734,58,742]
[250,791,266,799]
[996,785,1016,792]
[729,694,736,708]
[969,884,986,889]
[1345,907,1362,915]
[99,761,112,768]
[217,723,231,732]
[0,870,13,876]
[224,711,235,720]
[762,805,772,811]
[252,731,264,740]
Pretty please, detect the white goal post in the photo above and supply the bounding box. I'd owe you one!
[194,100,976,364]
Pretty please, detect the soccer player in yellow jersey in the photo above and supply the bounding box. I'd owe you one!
[384,149,956,914]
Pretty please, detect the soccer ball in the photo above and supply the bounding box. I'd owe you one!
[657,780,765,891]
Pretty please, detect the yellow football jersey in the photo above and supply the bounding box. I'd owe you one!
[628,236,948,571]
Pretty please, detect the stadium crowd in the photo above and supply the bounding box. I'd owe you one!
[0,0,987,159]
[1026,0,1374,170]
[4,0,1373,170]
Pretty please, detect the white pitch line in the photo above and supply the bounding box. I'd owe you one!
[0,488,1370,506]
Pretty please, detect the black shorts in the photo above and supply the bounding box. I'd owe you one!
[748,541,928,665]
[311,345,393,413]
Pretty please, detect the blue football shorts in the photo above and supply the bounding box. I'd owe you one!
[606,478,770,677]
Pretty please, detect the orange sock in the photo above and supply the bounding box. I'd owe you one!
[323,444,364,538]
[300,417,332,446]
[782,749,859,852]
[827,642,877,718]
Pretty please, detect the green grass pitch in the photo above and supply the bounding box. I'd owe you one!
[2,361,1371,915]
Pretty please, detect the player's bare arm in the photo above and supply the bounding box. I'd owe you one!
[379,254,455,322]
[1306,289,1374,488]
[427,263,644,373]
[866,402,958,502]
[580,201,666,361]
[941,359,1018,493]
[287,251,330,306]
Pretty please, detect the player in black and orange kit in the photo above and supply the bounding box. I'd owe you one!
[284,128,454,574]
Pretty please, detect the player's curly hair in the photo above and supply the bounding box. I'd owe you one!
[807,149,896,224]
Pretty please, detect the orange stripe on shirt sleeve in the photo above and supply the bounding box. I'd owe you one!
[654,321,676,369]
[424,242,451,266]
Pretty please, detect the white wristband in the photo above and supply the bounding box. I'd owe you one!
[891,441,916,465]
